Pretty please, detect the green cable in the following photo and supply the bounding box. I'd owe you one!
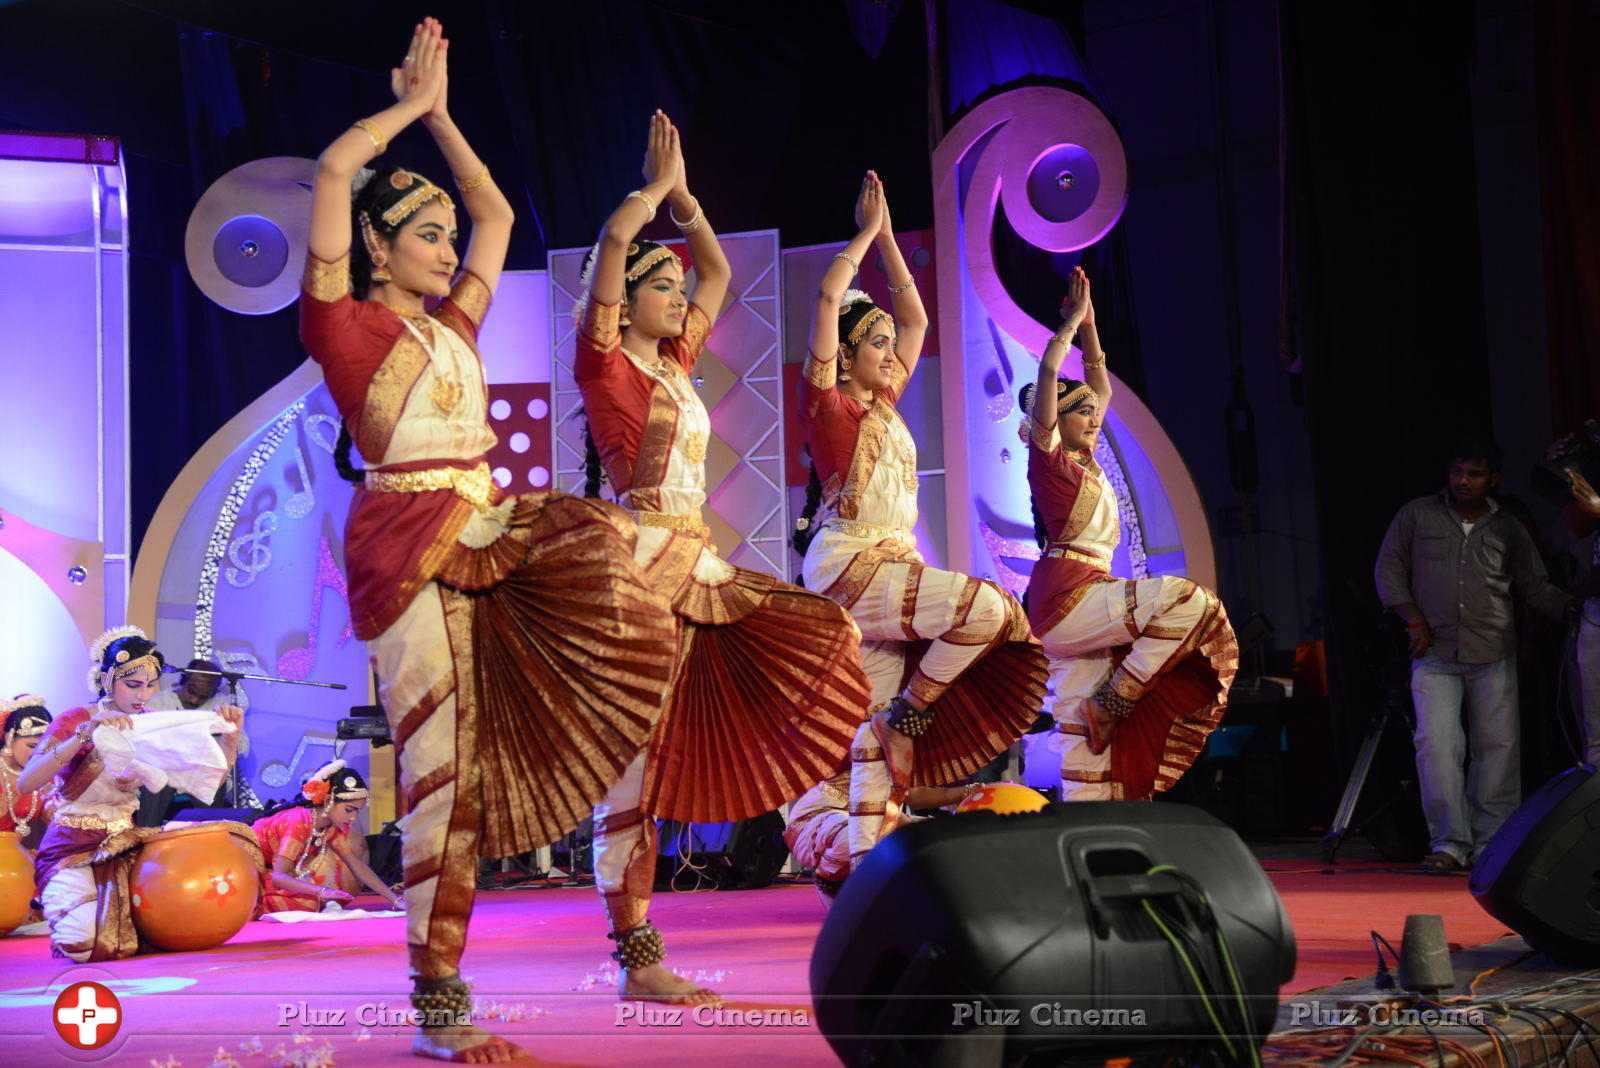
[1146,863,1263,1068]
[1139,897,1239,1060]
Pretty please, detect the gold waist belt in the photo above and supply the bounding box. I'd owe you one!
[54,811,134,834]
[634,510,706,533]
[365,461,495,510]
[822,518,911,541]
[1044,545,1111,568]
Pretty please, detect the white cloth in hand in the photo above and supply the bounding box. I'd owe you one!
[93,708,234,797]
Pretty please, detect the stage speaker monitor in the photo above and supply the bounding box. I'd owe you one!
[1470,765,1600,965]
[810,802,1296,1067]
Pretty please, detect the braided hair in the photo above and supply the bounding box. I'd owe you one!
[792,461,824,560]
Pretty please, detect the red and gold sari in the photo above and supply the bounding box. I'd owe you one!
[300,254,678,978]
[1025,416,1236,800]
[252,806,353,914]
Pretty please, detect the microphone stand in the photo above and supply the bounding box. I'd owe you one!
[162,666,349,806]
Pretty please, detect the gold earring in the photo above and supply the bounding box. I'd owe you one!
[838,356,853,383]
[371,251,391,285]
[619,303,632,328]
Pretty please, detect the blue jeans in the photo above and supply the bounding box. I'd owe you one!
[1409,652,1519,864]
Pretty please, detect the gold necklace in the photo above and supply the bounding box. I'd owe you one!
[0,760,39,837]
[378,300,433,329]
[380,302,466,415]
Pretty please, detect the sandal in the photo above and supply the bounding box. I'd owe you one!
[1419,851,1466,873]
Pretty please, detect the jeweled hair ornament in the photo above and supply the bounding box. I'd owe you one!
[839,289,890,347]
[86,625,152,696]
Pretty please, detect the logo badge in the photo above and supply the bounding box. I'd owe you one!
[53,981,122,1050]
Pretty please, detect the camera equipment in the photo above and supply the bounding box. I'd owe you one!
[1532,417,1600,506]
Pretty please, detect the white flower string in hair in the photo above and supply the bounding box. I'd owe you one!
[85,624,148,696]
[351,167,377,197]
[839,288,872,310]
[570,240,603,322]
[0,694,46,717]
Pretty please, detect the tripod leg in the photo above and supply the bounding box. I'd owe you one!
[1322,713,1388,862]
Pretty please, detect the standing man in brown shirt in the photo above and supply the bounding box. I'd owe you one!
[1375,439,1575,872]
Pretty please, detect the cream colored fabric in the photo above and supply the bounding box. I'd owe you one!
[92,709,233,797]
[39,864,96,963]
[618,349,735,589]
[1041,575,1210,800]
[368,581,457,959]
[379,321,496,465]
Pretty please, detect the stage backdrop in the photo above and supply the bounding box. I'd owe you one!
[932,86,1216,595]
[129,271,553,827]
[0,132,130,709]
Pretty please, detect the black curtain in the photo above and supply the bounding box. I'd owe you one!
[1280,2,1490,762]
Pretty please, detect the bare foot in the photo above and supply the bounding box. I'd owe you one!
[413,1025,529,1064]
[619,962,721,1005]
[870,705,914,792]
[1083,696,1116,755]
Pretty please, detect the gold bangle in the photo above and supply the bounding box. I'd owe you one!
[1082,352,1107,367]
[833,251,859,272]
[888,278,915,294]
[352,118,387,155]
[1051,329,1077,346]
[455,166,490,194]
[669,197,702,232]
[626,189,657,222]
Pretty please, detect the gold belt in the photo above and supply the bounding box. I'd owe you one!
[365,462,495,510]
[823,518,911,541]
[54,811,134,834]
[1044,545,1111,568]
[634,510,707,533]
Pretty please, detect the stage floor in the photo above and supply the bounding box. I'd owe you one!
[0,853,1564,1066]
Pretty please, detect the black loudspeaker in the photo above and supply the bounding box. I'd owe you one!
[1470,765,1600,964]
[810,802,1296,1067]
[656,812,789,891]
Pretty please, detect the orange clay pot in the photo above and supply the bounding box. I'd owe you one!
[0,831,35,936]
[132,822,259,951]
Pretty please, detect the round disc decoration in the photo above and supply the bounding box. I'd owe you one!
[184,157,316,315]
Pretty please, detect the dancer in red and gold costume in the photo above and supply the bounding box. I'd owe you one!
[1,697,54,850]
[254,760,400,913]
[299,20,677,1062]
[575,112,870,1002]
[784,766,976,907]
[795,174,1048,883]
[1023,268,1236,800]
[20,628,251,961]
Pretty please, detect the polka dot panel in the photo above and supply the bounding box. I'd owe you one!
[484,382,552,491]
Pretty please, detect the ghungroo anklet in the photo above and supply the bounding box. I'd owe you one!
[1093,678,1136,720]
[885,696,935,739]
[610,921,667,971]
[410,974,473,1029]
[813,874,843,899]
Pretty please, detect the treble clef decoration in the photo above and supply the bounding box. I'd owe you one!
[226,511,279,588]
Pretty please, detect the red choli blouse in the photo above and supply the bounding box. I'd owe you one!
[573,299,712,504]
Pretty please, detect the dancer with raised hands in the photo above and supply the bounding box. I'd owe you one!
[1023,267,1236,801]
[299,18,679,1062]
[794,173,1047,893]
[574,112,870,1001]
